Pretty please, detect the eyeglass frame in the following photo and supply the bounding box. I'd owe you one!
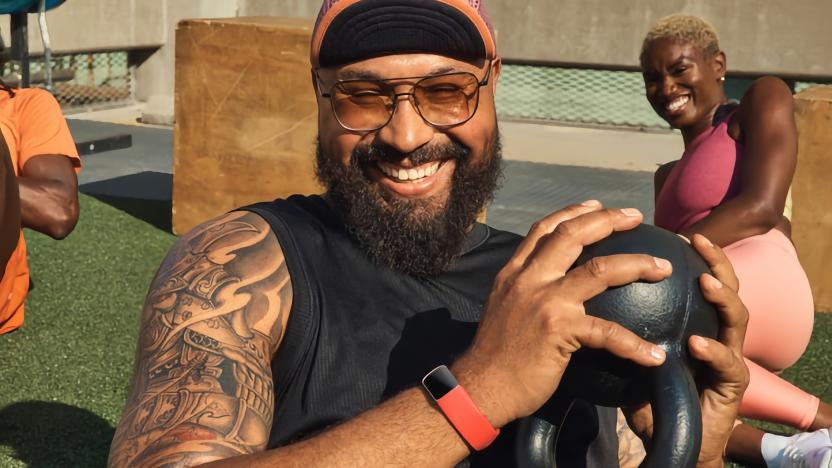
[313,61,495,132]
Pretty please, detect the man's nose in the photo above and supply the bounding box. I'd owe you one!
[375,94,434,155]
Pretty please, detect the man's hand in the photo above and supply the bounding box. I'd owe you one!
[453,201,671,427]
[625,234,750,468]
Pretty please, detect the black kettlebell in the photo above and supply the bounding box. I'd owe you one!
[516,224,720,468]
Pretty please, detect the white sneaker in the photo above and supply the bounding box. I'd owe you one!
[780,429,832,468]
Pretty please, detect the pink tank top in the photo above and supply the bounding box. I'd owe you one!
[654,114,743,233]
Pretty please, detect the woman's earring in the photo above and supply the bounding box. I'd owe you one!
[720,76,726,83]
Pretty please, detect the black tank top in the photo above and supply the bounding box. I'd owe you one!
[243,195,618,467]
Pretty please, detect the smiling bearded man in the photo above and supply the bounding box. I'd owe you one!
[108,1,751,467]
[316,134,502,277]
[106,1,636,466]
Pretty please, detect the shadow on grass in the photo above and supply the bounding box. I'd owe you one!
[80,171,172,233]
[88,194,172,233]
[0,401,114,467]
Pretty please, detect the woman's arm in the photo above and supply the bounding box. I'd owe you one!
[681,77,796,247]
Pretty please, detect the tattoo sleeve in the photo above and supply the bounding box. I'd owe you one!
[108,211,292,468]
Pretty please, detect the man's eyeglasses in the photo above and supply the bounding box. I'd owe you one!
[315,64,493,132]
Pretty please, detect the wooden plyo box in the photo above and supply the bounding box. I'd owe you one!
[793,86,832,312]
[173,17,320,235]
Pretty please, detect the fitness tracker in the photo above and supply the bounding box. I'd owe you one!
[422,365,500,451]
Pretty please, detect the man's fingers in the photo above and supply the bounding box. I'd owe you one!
[555,253,672,303]
[507,201,604,273]
[693,234,748,352]
[691,234,739,292]
[523,208,644,278]
[574,316,666,367]
[699,273,749,352]
[688,335,749,389]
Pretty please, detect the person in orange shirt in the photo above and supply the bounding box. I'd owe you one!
[0,81,80,335]
[1,138,20,279]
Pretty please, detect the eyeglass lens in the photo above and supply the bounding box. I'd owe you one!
[330,72,481,131]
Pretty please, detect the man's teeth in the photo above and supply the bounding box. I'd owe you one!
[377,161,440,181]
[667,95,690,112]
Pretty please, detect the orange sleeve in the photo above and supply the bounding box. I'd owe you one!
[16,88,80,171]
[0,235,28,335]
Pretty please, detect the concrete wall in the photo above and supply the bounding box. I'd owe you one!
[231,0,832,79]
[0,0,240,122]
[488,0,832,78]
[2,0,828,120]
[237,0,320,18]
[0,0,318,54]
[131,0,240,120]
[0,0,164,53]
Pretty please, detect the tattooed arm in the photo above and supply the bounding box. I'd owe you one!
[109,210,481,467]
[108,211,292,467]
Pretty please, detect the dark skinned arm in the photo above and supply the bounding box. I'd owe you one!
[107,211,476,468]
[109,204,749,467]
[679,77,796,247]
[1,143,20,275]
[19,154,79,239]
[109,205,678,468]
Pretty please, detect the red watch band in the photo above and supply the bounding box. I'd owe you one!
[422,365,500,451]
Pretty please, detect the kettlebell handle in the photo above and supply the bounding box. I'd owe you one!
[514,353,703,468]
[641,353,702,468]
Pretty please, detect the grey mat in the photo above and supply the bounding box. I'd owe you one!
[68,120,173,186]
[491,161,655,235]
[67,120,656,236]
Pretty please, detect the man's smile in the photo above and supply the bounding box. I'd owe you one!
[366,159,456,199]
[376,160,442,181]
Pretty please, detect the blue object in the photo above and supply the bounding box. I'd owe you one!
[0,0,64,15]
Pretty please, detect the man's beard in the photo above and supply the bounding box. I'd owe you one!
[315,134,503,278]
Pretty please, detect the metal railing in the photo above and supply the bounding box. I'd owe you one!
[2,50,131,109]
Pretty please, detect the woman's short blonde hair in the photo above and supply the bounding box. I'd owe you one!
[640,14,720,67]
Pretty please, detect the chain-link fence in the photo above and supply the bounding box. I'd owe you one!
[496,64,668,128]
[496,64,832,129]
[2,54,826,125]
[795,81,826,93]
[2,50,131,109]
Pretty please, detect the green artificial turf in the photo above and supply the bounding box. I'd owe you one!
[0,193,830,467]
[0,194,175,467]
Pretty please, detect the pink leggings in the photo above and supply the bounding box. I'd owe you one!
[723,229,818,429]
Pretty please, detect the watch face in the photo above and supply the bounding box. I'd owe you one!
[422,365,459,400]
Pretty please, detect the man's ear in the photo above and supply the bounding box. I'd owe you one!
[490,56,502,93]
[712,51,727,81]
[310,68,320,97]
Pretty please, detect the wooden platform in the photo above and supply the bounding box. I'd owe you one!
[793,85,832,311]
[173,17,320,234]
